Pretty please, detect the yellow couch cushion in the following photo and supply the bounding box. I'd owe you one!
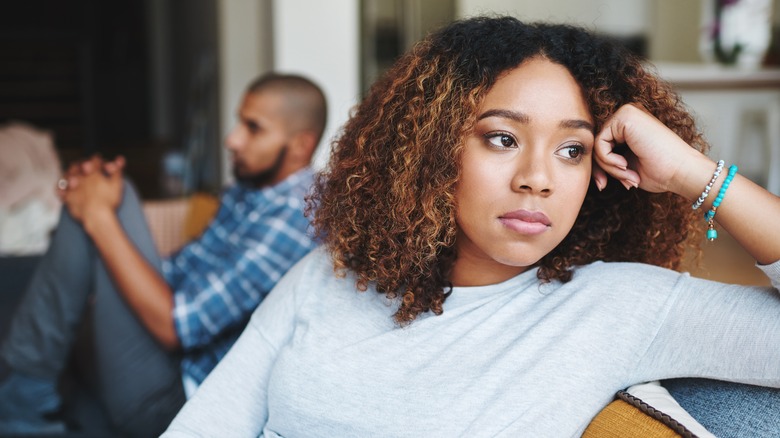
[583,391,696,438]
[142,193,219,256]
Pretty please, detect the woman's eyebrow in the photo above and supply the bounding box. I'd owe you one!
[477,109,530,123]
[559,119,594,132]
[478,109,594,133]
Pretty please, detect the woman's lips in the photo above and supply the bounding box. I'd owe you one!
[498,209,551,235]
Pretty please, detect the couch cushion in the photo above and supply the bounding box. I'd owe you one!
[583,390,699,438]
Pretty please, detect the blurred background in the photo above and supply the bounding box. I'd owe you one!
[1,0,778,198]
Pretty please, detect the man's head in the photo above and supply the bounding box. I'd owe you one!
[225,73,327,188]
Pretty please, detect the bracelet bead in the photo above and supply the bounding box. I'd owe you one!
[692,159,725,210]
[704,164,738,241]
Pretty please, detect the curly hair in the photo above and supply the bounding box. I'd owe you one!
[310,16,706,324]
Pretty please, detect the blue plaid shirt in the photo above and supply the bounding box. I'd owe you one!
[162,168,317,384]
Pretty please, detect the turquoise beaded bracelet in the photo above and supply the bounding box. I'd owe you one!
[704,164,738,241]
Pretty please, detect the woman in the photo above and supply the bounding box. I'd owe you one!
[164,17,780,436]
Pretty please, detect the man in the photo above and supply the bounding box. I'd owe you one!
[0,73,327,436]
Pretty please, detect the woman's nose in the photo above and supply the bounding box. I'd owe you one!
[511,151,553,195]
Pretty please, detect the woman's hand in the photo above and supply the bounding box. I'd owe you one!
[594,104,780,263]
[592,104,705,196]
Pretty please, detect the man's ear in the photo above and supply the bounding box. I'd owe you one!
[289,130,318,164]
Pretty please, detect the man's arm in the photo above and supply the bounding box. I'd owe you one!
[63,157,179,349]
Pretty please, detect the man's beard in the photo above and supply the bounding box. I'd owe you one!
[233,146,288,188]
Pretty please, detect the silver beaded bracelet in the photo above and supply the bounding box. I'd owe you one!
[692,159,725,210]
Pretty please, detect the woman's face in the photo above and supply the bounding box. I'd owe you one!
[452,57,594,286]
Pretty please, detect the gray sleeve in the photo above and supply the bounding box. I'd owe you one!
[636,260,780,386]
[162,254,310,437]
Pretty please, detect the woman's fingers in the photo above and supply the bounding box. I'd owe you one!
[593,137,640,190]
[592,164,608,191]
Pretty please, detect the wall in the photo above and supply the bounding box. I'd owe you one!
[649,0,704,62]
[456,0,650,37]
[458,0,780,63]
[272,0,360,170]
[216,0,272,184]
[651,0,780,62]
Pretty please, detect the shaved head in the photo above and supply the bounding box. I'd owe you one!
[246,73,327,147]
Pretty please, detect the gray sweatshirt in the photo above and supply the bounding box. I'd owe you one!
[164,246,780,437]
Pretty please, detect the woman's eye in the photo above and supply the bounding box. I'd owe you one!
[486,133,516,148]
[564,146,581,158]
[556,144,585,161]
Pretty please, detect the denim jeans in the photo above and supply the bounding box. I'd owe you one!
[0,181,185,437]
[664,378,780,437]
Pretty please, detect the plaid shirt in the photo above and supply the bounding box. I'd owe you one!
[163,168,317,384]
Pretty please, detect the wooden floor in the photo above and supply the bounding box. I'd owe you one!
[681,227,771,287]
